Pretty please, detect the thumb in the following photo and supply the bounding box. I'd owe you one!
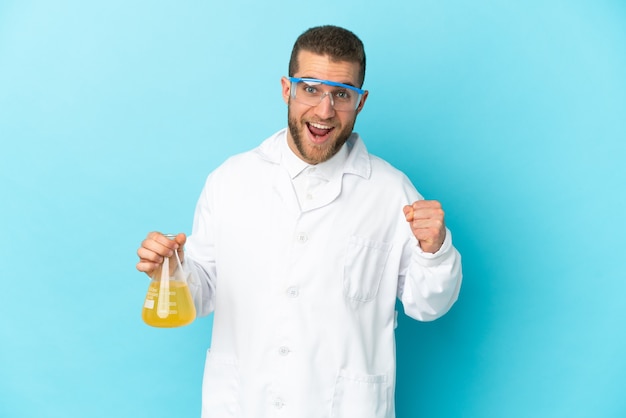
[174,232,187,247]
[402,205,414,221]
[174,233,187,261]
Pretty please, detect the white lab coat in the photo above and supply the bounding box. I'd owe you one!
[185,128,462,418]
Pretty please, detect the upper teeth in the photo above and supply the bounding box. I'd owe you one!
[310,122,330,130]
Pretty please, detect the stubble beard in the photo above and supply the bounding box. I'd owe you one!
[287,107,356,165]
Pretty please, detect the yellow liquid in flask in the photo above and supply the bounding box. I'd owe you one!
[142,280,196,327]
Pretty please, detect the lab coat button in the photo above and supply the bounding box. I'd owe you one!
[295,232,308,243]
[278,346,290,356]
[273,398,285,409]
[286,286,299,298]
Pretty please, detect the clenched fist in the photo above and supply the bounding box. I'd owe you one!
[403,200,446,254]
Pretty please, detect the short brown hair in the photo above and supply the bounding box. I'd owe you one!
[288,25,366,87]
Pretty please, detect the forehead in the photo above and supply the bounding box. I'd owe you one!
[294,50,361,86]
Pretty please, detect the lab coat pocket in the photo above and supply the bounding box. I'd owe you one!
[343,236,391,302]
[201,350,240,418]
[330,369,388,418]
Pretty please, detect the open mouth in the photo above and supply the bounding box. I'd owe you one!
[306,122,334,143]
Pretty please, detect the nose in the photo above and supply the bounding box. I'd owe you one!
[314,92,336,118]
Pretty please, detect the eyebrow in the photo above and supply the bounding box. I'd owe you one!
[300,76,358,88]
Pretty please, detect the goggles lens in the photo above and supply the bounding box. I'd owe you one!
[289,77,364,111]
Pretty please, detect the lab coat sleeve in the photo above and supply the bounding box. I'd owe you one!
[184,257,215,317]
[397,228,462,321]
[183,174,218,317]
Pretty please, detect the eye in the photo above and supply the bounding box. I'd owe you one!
[335,90,351,100]
[303,85,318,95]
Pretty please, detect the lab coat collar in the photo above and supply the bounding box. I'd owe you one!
[254,128,372,179]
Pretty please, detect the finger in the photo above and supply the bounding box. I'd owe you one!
[413,216,446,242]
[141,232,179,257]
[411,206,445,224]
[411,212,444,227]
[136,260,160,274]
[411,200,442,210]
[412,218,445,240]
[410,211,445,234]
[153,232,181,251]
[137,246,165,264]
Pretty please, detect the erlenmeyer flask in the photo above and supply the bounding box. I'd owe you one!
[142,235,196,327]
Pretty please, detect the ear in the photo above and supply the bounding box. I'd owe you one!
[355,90,369,114]
[281,77,291,104]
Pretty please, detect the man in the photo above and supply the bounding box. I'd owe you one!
[137,25,462,418]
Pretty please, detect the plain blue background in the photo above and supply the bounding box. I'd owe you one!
[1,1,625,417]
